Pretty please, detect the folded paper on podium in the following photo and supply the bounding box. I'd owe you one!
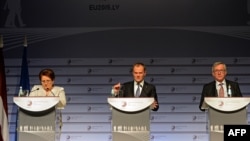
[201,97,250,141]
[108,97,154,141]
[13,97,60,141]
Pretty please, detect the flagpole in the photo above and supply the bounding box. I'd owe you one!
[24,35,27,47]
[0,35,10,141]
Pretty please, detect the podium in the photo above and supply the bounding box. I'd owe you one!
[13,97,60,141]
[201,97,250,141]
[107,97,154,141]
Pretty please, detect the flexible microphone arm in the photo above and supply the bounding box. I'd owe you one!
[45,88,55,96]
[50,89,56,96]
[227,84,232,97]
[28,88,39,96]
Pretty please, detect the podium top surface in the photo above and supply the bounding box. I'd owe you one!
[202,97,250,112]
[13,97,59,112]
[107,97,154,112]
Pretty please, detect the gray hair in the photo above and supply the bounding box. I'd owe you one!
[212,61,227,72]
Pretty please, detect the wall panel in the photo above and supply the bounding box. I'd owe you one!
[5,57,250,141]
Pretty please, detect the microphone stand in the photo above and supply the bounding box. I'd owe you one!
[28,88,39,97]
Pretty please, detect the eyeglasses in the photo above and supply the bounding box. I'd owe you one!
[41,80,52,83]
[213,70,225,73]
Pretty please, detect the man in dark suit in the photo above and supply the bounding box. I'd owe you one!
[111,62,159,111]
[199,61,242,111]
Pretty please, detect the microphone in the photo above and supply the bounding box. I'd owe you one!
[28,88,39,96]
[227,84,232,97]
[118,84,124,97]
[47,88,55,96]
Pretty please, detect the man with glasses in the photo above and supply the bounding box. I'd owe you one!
[198,61,242,111]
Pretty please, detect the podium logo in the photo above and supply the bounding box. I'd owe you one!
[150,59,154,64]
[192,96,197,102]
[108,115,112,121]
[87,126,92,131]
[87,87,92,92]
[233,58,239,64]
[27,100,32,106]
[218,101,224,107]
[66,116,71,121]
[150,116,155,121]
[67,59,71,65]
[150,135,155,140]
[108,135,112,141]
[66,135,71,140]
[192,77,196,83]
[108,59,113,64]
[108,78,113,83]
[121,101,127,107]
[87,69,92,74]
[170,68,175,73]
[150,77,154,83]
[67,97,71,102]
[171,87,175,92]
[67,78,71,83]
[191,59,196,64]
[193,135,197,140]
[87,106,92,112]
[192,116,197,121]
[6,69,10,74]
[171,106,175,112]
[171,125,176,131]
[234,77,238,82]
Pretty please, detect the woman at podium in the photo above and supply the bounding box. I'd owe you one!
[29,68,67,108]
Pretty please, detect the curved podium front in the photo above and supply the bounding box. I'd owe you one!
[13,97,60,141]
[108,98,154,141]
[201,97,250,141]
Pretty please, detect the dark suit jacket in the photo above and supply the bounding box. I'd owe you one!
[120,81,159,111]
[199,79,242,111]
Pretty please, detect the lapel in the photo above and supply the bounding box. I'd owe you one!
[225,79,230,92]
[211,81,217,97]
[140,82,148,97]
[129,82,135,97]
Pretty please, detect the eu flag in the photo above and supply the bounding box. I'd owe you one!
[19,36,30,92]
[14,36,31,141]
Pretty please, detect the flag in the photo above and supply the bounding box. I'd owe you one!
[19,36,30,92]
[13,36,31,141]
[0,35,10,141]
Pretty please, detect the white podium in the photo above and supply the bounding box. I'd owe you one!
[13,97,60,141]
[201,97,250,141]
[108,97,154,141]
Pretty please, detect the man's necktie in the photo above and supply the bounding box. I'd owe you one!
[135,83,140,97]
[219,83,224,97]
